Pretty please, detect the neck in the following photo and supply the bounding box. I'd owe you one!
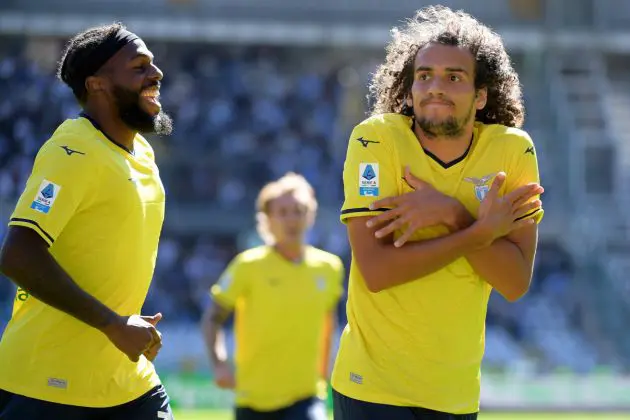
[413,120,474,163]
[273,242,305,262]
[83,103,136,153]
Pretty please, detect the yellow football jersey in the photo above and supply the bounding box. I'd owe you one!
[0,115,165,407]
[211,245,344,411]
[331,113,543,414]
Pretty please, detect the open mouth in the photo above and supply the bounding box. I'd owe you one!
[141,87,161,107]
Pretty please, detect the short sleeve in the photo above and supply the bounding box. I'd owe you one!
[327,257,345,310]
[340,124,399,223]
[8,138,96,246]
[210,257,249,310]
[504,131,544,224]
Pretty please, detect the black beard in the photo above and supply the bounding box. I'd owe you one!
[416,116,463,138]
[415,99,475,139]
[112,85,173,135]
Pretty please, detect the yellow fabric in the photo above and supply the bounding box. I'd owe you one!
[211,245,344,411]
[0,116,164,407]
[332,113,543,414]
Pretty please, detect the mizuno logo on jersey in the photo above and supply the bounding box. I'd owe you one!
[356,137,380,147]
[524,146,535,155]
[60,145,85,156]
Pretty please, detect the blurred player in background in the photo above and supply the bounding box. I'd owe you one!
[332,6,544,420]
[202,172,344,420]
[0,23,174,419]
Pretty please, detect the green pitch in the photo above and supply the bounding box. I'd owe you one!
[173,410,630,420]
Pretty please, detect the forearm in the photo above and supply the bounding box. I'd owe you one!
[451,204,533,300]
[201,306,229,366]
[357,224,487,292]
[319,312,336,378]
[466,238,532,301]
[0,242,119,331]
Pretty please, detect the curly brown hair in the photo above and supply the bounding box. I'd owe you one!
[369,5,524,128]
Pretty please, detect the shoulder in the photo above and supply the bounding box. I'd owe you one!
[306,247,344,273]
[477,123,534,147]
[347,113,411,158]
[232,246,272,267]
[35,118,100,167]
[352,113,412,137]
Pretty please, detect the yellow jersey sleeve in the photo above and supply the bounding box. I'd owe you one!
[340,123,399,222]
[210,256,249,310]
[9,137,97,246]
[504,131,544,224]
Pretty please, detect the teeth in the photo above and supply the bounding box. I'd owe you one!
[142,89,159,98]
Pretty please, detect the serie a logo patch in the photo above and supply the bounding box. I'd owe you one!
[31,180,61,214]
[358,163,379,197]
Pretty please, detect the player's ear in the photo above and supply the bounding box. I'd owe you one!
[475,87,487,110]
[401,95,414,116]
[84,75,106,96]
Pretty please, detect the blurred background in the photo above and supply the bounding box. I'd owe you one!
[0,0,630,416]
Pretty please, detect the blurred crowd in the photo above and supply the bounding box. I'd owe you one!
[0,37,599,373]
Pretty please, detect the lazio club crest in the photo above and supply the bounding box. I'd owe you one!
[464,173,496,201]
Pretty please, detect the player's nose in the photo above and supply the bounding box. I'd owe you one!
[149,63,163,82]
[426,77,447,96]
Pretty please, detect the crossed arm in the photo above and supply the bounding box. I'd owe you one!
[349,174,541,301]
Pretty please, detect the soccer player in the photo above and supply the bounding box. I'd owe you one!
[0,23,175,419]
[331,6,544,420]
[202,172,344,420]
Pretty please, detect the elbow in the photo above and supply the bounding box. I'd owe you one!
[364,278,384,294]
[360,266,387,293]
[200,306,213,330]
[502,280,531,302]
[0,246,13,279]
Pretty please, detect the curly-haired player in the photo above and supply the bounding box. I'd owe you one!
[331,6,544,419]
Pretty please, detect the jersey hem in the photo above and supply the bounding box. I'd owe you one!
[515,207,543,223]
[8,218,55,246]
[340,207,388,223]
[330,382,479,415]
[210,293,236,311]
[235,390,318,412]
[0,377,161,408]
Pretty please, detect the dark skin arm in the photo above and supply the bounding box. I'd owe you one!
[0,226,160,361]
[0,226,120,329]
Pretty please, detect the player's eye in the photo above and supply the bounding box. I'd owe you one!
[418,73,430,81]
[449,74,461,82]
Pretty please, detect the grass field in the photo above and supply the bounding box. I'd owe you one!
[172,410,630,420]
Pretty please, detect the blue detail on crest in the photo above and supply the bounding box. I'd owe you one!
[475,186,489,202]
[362,165,376,181]
[41,184,55,199]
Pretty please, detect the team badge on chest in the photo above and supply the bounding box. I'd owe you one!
[464,173,496,201]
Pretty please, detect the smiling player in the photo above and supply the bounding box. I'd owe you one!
[0,23,175,419]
